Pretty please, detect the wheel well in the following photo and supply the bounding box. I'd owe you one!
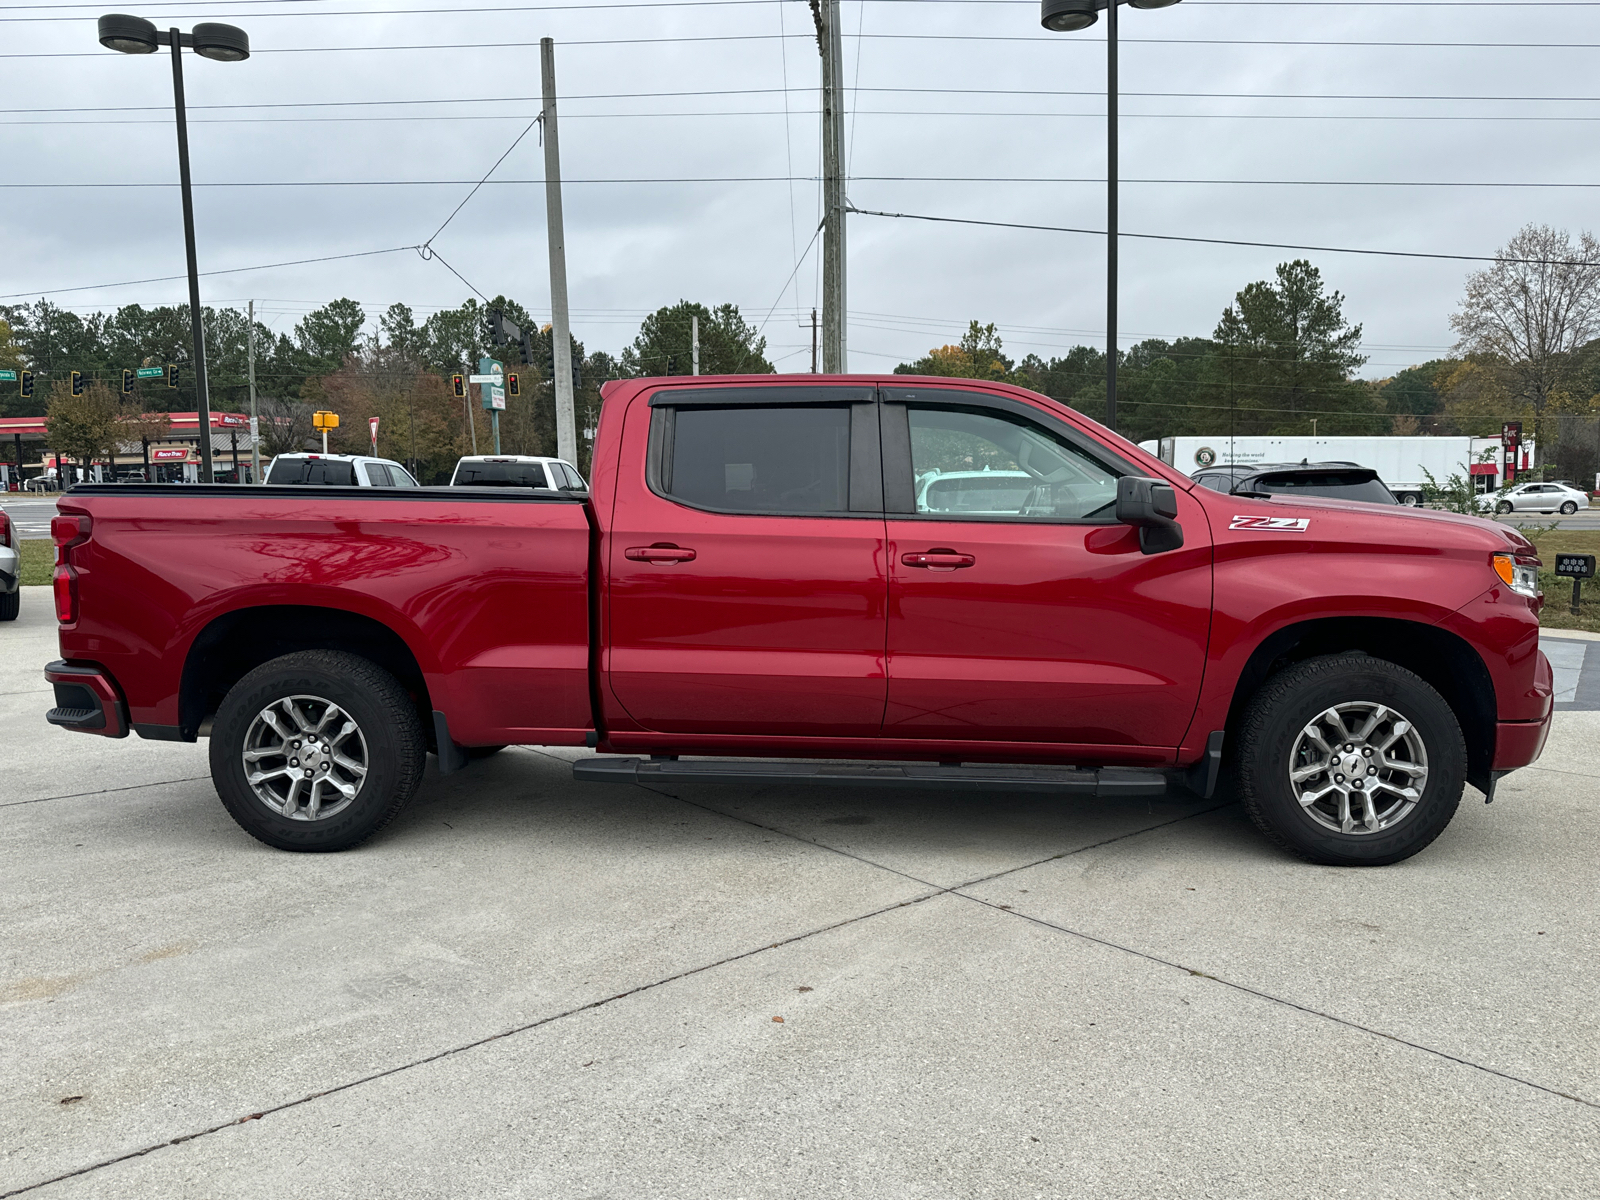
[180,605,432,740]
[1224,617,1497,792]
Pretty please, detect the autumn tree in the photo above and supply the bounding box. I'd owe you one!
[45,380,122,477]
[1450,224,1600,462]
[896,321,1018,381]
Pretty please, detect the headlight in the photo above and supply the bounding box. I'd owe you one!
[1492,553,1541,598]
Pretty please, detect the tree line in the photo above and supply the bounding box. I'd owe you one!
[3,223,1597,484]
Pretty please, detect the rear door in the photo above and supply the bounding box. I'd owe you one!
[879,387,1212,751]
[605,386,889,737]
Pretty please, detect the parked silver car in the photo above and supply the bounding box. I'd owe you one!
[1479,481,1591,516]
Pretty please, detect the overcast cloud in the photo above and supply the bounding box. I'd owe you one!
[3,0,1598,378]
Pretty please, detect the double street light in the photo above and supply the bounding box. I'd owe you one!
[1042,0,1182,435]
[97,14,250,484]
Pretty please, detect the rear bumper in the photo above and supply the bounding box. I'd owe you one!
[44,660,129,739]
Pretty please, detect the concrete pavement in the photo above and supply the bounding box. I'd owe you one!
[4,588,1598,1198]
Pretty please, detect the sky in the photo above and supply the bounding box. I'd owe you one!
[3,0,1598,379]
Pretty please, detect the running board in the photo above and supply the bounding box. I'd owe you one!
[572,757,1167,797]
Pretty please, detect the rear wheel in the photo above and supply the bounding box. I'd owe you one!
[1399,493,1420,508]
[0,589,18,622]
[1235,654,1465,866]
[1561,501,1578,515]
[209,650,425,852]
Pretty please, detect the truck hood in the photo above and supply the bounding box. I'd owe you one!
[1199,492,1536,554]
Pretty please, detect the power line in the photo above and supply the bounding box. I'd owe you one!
[846,204,1600,266]
[0,246,420,300]
[10,85,1599,115]
[14,32,1600,58]
[9,176,1600,189]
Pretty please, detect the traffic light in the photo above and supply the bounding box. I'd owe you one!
[573,360,583,391]
[451,374,465,398]
[122,369,135,395]
[71,370,85,396]
[519,330,534,366]
[486,308,508,346]
[507,373,519,397]
[166,364,180,389]
[19,371,34,399]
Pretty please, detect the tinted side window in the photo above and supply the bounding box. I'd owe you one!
[266,458,309,485]
[907,406,1119,521]
[454,462,549,487]
[1253,473,1396,504]
[308,460,357,486]
[365,463,393,486]
[665,406,850,514]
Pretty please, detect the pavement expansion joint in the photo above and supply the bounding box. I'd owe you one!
[0,775,211,810]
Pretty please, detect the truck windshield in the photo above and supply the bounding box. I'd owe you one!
[453,462,550,487]
[267,459,357,486]
[1250,472,1397,504]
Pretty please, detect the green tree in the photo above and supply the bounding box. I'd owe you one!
[1211,260,1375,434]
[895,321,1018,381]
[619,302,772,377]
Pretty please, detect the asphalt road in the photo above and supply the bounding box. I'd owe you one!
[4,588,1599,1198]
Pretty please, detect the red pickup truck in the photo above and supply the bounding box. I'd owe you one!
[45,375,1552,866]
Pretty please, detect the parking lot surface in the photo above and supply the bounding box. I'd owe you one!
[3,587,1598,1198]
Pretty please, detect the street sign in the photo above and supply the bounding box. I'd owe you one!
[0,370,15,382]
[136,366,165,379]
[478,357,505,412]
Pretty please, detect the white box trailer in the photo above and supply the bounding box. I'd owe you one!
[1139,435,1534,507]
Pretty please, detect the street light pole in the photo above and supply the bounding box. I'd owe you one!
[167,30,214,483]
[98,15,249,482]
[1041,0,1182,435]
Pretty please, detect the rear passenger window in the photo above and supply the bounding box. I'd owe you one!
[365,463,393,486]
[309,460,356,486]
[663,406,851,514]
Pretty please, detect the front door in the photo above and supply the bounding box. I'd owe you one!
[880,388,1212,751]
[606,386,889,737]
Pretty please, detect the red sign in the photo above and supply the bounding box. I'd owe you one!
[151,448,189,461]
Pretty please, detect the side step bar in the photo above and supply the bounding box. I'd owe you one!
[573,757,1167,797]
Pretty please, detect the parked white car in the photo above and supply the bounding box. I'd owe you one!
[449,455,587,490]
[1478,481,1591,516]
[265,454,419,487]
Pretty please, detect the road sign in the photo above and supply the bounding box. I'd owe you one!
[468,374,500,384]
[0,370,15,382]
[136,366,165,379]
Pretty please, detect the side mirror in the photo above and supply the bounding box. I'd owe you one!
[1116,476,1184,555]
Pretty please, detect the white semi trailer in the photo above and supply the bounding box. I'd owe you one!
[1139,435,1534,507]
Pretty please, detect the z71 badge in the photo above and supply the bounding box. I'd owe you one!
[1230,515,1311,532]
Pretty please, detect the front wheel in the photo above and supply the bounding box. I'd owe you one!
[0,589,18,621]
[1235,654,1465,866]
[1495,501,1513,514]
[209,650,426,851]
[1561,501,1578,515]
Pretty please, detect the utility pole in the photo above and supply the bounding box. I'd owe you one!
[1105,0,1118,434]
[691,315,700,376]
[817,0,847,373]
[541,37,578,465]
[802,308,818,373]
[247,299,260,483]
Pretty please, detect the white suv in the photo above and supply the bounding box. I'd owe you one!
[265,454,419,487]
[449,456,586,491]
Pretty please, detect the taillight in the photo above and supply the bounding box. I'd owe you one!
[0,510,11,548]
[54,565,77,623]
[52,513,91,625]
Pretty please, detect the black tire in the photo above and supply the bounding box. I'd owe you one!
[209,650,426,852]
[1235,654,1465,866]
[1560,501,1578,515]
[464,744,508,760]
[1495,501,1513,514]
[1399,493,1420,508]
[0,589,18,622]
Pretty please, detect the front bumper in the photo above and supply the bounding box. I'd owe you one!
[44,661,129,738]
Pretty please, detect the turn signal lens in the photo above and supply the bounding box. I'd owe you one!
[1492,553,1541,598]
